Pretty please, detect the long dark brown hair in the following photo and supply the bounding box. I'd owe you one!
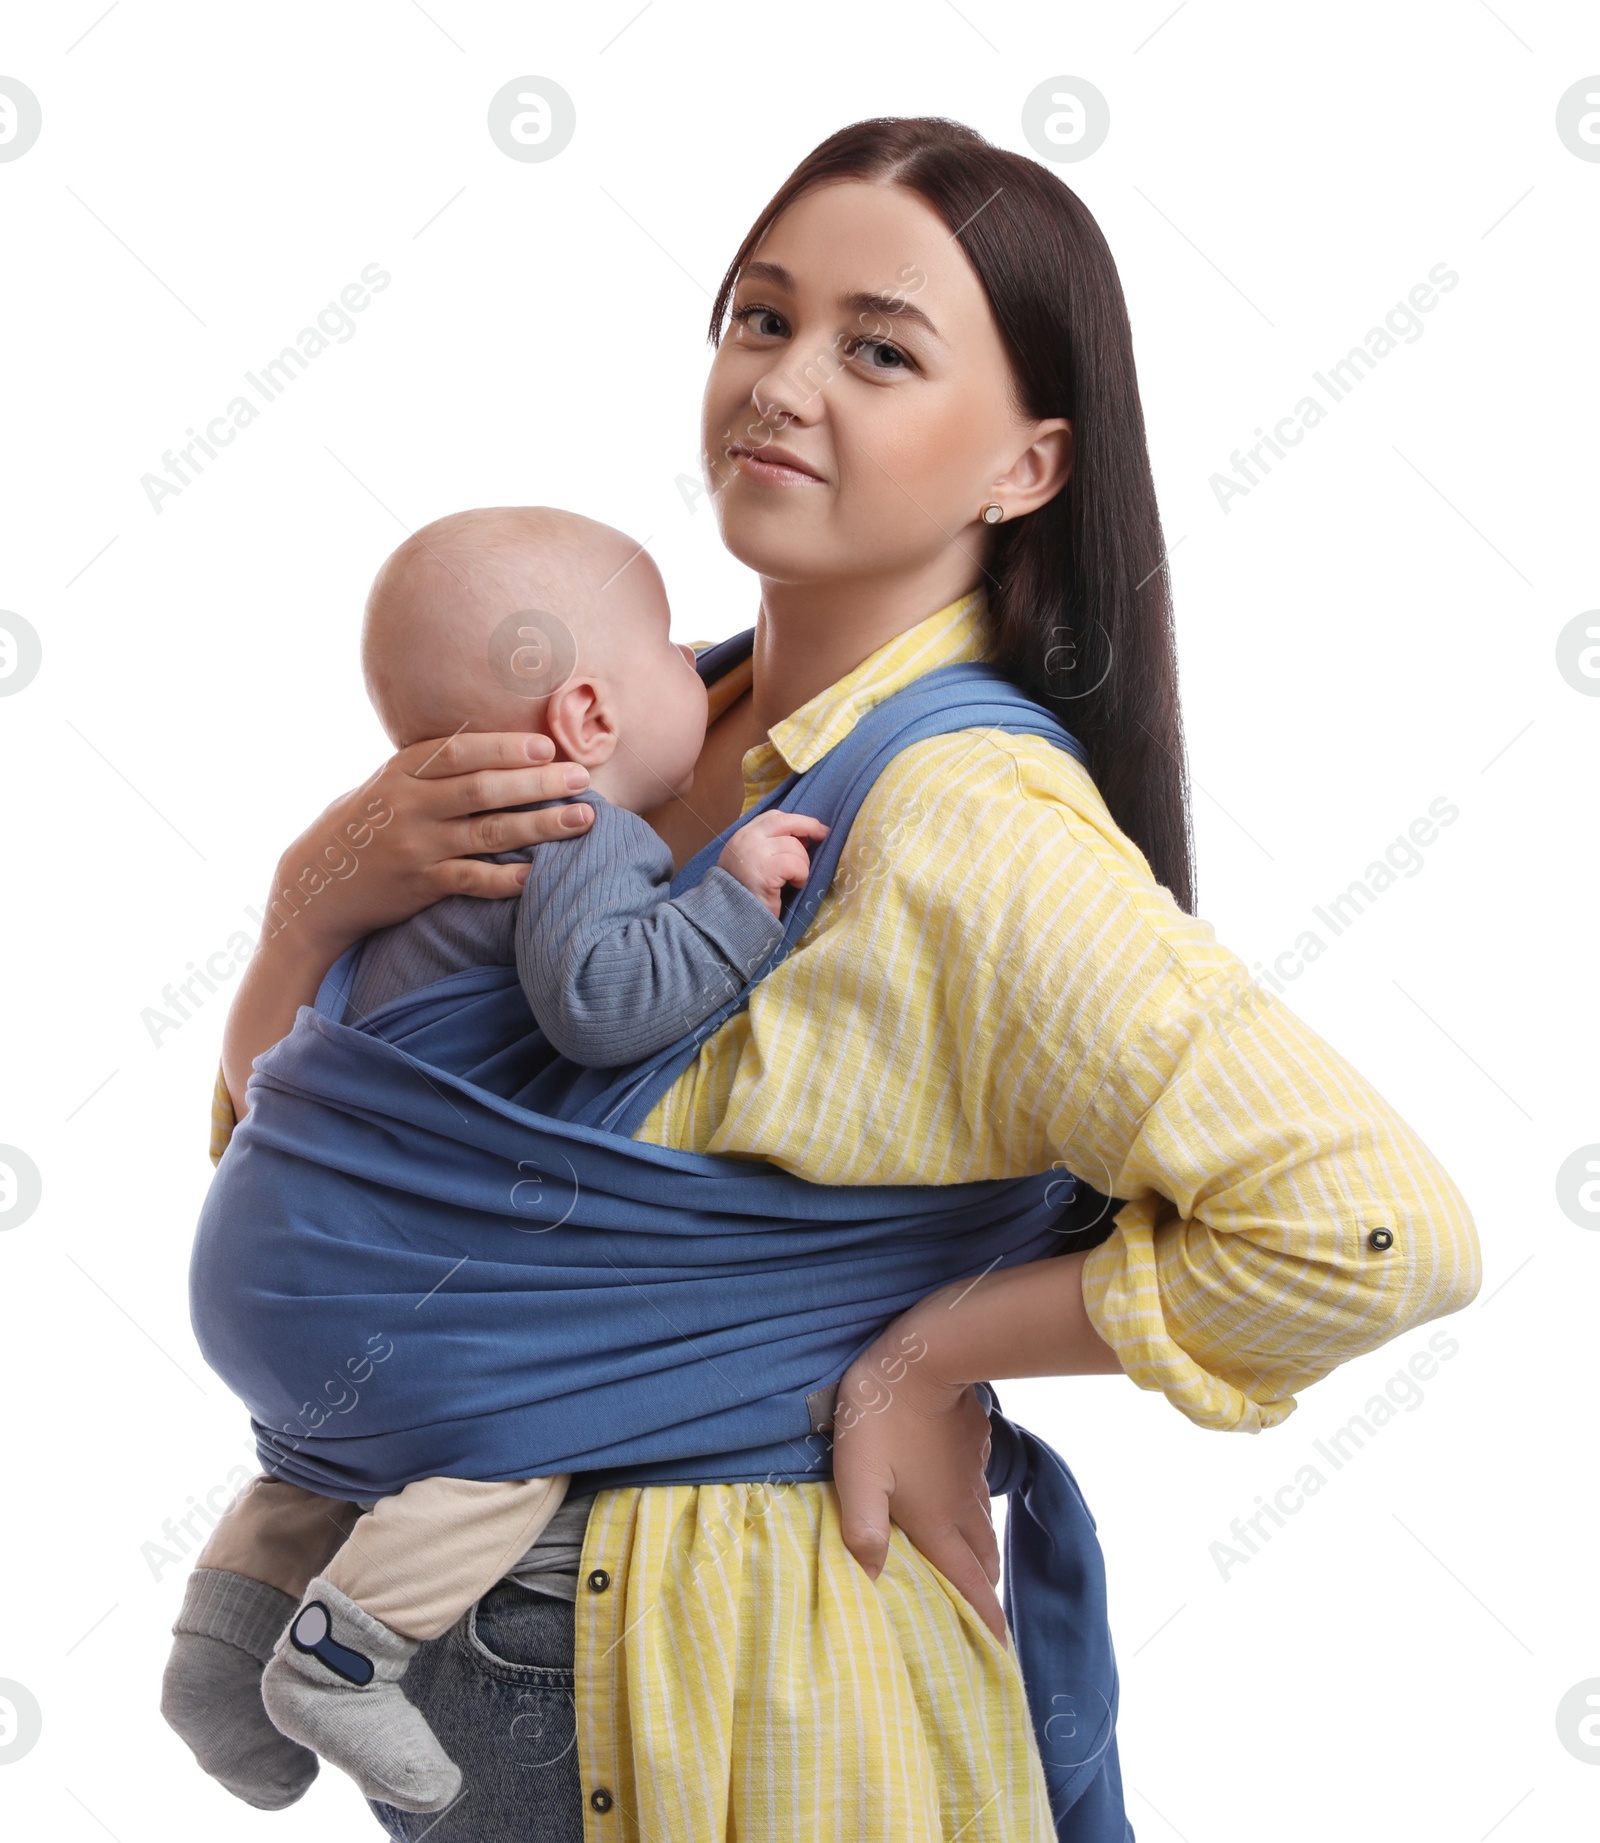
[709,116,1196,915]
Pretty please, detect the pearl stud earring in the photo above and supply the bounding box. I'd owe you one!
[981,503,1004,524]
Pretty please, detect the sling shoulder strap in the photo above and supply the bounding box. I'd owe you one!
[569,650,1090,1135]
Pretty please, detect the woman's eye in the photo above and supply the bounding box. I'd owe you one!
[732,306,788,339]
[850,337,911,372]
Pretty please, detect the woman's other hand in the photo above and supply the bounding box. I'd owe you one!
[221,733,594,1116]
[832,1327,1008,1643]
[832,1252,1120,1643]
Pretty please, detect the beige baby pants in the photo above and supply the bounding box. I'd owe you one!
[195,1471,570,1640]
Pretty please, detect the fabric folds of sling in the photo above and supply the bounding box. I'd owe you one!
[190,641,1133,1841]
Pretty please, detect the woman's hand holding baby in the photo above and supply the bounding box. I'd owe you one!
[716,812,828,917]
[286,731,594,948]
[222,732,594,1118]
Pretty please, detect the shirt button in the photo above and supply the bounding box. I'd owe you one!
[590,1788,615,1813]
[587,1568,611,1593]
[1367,1227,1395,1251]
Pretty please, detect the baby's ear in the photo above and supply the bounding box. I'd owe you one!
[543,676,616,766]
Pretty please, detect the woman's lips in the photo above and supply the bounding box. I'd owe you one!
[727,443,825,487]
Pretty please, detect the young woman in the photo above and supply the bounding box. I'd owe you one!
[214,119,1479,1839]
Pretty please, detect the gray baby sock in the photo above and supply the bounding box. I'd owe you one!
[259,1577,461,1814]
[161,1567,319,1810]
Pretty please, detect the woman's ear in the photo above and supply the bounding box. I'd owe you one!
[543,677,620,768]
[986,419,1074,521]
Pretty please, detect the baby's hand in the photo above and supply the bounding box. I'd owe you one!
[718,812,829,918]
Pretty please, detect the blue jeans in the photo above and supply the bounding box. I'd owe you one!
[368,1584,584,1841]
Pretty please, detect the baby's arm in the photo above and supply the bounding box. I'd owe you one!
[342,851,529,1022]
[516,798,825,1067]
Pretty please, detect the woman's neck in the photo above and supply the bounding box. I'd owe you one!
[749,558,985,732]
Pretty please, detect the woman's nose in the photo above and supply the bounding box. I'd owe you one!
[752,353,828,430]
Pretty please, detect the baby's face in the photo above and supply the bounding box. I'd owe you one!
[592,588,710,812]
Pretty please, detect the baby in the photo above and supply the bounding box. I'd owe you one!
[163,508,825,1814]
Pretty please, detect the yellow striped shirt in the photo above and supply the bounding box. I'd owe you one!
[635,592,1480,1432]
[211,591,1479,1836]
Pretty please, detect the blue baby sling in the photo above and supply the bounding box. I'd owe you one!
[192,639,1132,1841]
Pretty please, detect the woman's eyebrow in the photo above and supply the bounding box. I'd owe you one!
[739,259,795,290]
[736,261,941,342]
[841,290,941,343]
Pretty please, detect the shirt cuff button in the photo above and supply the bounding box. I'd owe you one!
[590,1788,615,1813]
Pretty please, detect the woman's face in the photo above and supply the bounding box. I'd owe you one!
[701,179,1068,591]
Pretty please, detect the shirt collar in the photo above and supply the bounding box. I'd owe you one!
[741,590,989,808]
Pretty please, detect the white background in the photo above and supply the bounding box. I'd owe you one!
[1,2,1597,1838]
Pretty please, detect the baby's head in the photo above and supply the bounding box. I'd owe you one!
[361,507,708,813]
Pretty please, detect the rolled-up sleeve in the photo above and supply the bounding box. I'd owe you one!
[1075,986,1483,1432]
[926,737,1482,1433]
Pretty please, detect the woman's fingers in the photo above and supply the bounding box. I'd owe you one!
[401,730,557,780]
[442,857,535,900]
[912,1524,1008,1644]
[388,737,596,858]
[837,1468,1006,1641]
[452,798,594,861]
[959,1488,1002,1589]
[264,745,594,947]
[401,732,597,834]
[836,1467,894,1582]
[832,1334,1015,1640]
[437,809,592,896]
[412,759,591,824]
